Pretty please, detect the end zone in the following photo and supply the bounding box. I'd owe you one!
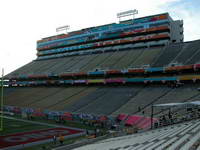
[0,127,84,149]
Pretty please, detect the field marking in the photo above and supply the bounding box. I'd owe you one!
[0,127,84,149]
[3,116,84,131]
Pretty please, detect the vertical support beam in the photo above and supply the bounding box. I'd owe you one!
[0,68,4,131]
[151,105,154,129]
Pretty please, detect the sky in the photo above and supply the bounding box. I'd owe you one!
[0,0,199,75]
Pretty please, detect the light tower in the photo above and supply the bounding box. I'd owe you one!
[56,25,70,34]
[117,9,138,22]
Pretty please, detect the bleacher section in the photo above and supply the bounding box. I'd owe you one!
[74,119,200,150]
[4,86,142,115]
[140,85,200,116]
[73,86,143,115]
[4,83,200,116]
[6,47,163,78]
[129,47,161,67]
[6,40,200,80]
[186,47,200,65]
[3,13,200,125]
[152,42,184,67]
[4,12,200,150]
[111,85,170,116]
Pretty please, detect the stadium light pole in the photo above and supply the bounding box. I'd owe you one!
[117,9,138,22]
[56,25,70,34]
[0,68,4,131]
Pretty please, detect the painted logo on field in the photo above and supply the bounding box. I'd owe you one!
[0,128,83,148]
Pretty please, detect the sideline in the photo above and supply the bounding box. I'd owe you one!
[2,115,85,131]
[1,116,86,150]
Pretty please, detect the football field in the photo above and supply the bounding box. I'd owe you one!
[0,117,84,149]
[0,117,50,136]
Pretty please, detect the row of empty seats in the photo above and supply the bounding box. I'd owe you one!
[4,83,200,116]
[112,85,170,116]
[74,119,200,150]
[4,86,142,115]
[7,40,200,79]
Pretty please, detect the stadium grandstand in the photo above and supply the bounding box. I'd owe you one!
[2,11,200,149]
[73,119,200,150]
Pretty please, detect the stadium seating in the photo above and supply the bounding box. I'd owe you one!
[129,47,162,67]
[136,84,200,116]
[4,86,142,115]
[185,47,200,65]
[5,13,200,150]
[74,86,143,115]
[80,53,111,72]
[4,83,200,117]
[74,119,200,150]
[49,87,98,110]
[113,49,144,69]
[6,87,64,107]
[4,37,200,120]
[7,40,200,80]
[172,41,196,64]
[152,43,184,67]
[98,50,128,70]
[112,85,170,116]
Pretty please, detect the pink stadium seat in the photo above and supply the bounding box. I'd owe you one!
[137,117,158,129]
[125,115,143,126]
[117,114,128,121]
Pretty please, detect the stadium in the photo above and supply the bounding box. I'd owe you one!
[1,9,200,150]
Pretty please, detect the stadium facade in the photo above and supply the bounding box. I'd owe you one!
[36,13,183,60]
[3,12,200,119]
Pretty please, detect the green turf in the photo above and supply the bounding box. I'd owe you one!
[36,118,97,130]
[13,115,98,130]
[0,116,107,150]
[0,117,51,136]
[21,135,85,150]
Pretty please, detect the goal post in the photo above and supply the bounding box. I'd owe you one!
[0,68,4,131]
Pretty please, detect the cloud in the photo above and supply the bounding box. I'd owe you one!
[160,0,200,41]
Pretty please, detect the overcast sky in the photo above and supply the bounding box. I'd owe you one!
[0,0,199,75]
